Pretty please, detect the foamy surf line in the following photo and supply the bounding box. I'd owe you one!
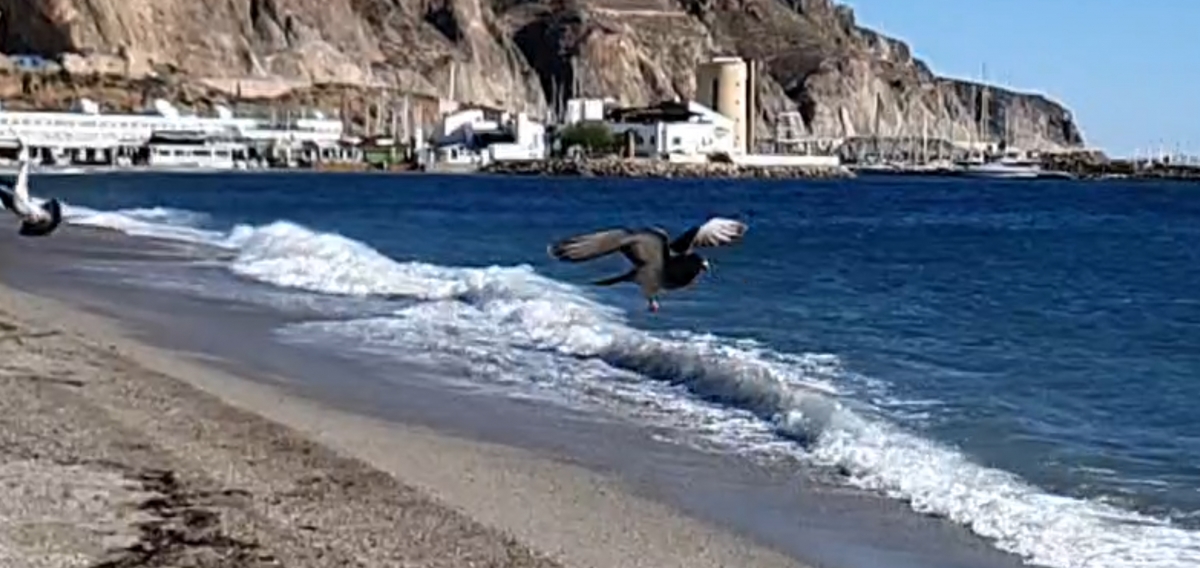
[60,201,1200,567]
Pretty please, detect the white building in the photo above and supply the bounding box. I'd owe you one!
[562,97,614,126]
[603,101,737,159]
[424,107,547,169]
[147,141,249,170]
[0,98,348,167]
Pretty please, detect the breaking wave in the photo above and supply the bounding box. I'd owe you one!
[61,202,1200,568]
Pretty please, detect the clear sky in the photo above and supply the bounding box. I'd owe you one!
[841,0,1197,157]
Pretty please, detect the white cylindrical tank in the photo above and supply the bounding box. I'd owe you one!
[696,57,749,154]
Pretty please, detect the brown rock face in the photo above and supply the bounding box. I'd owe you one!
[0,0,545,113]
[0,0,1084,149]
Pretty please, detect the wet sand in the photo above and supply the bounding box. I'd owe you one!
[0,262,805,565]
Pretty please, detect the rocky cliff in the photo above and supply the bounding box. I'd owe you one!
[0,0,1084,150]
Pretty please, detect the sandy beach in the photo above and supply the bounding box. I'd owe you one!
[0,279,805,567]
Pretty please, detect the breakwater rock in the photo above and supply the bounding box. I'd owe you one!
[1042,153,1200,181]
[481,158,854,180]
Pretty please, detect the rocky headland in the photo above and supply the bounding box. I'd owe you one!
[0,0,1084,150]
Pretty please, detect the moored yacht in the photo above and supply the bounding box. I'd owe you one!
[958,149,1045,179]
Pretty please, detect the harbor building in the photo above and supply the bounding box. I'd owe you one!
[562,98,614,125]
[421,106,547,171]
[557,55,837,168]
[145,130,252,170]
[603,100,738,160]
[0,98,356,170]
[558,96,738,160]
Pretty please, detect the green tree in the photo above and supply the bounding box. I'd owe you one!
[557,121,615,155]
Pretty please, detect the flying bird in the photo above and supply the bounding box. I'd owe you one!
[548,216,748,312]
[0,143,62,237]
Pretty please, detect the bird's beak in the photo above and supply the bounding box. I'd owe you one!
[701,259,711,272]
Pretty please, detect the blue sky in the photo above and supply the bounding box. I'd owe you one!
[842,0,1196,156]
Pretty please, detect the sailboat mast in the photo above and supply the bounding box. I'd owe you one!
[969,83,977,154]
[922,111,928,163]
[980,62,989,151]
[391,95,399,139]
[937,86,945,161]
[999,69,1011,150]
[872,94,881,159]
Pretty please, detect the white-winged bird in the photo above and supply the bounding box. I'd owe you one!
[548,217,747,312]
[0,143,62,237]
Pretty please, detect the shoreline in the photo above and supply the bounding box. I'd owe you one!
[0,279,806,567]
[479,157,855,179]
[0,223,1037,568]
[3,158,1197,183]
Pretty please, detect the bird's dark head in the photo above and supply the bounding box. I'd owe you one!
[663,253,711,290]
[681,253,708,278]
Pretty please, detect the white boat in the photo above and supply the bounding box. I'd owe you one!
[849,162,904,175]
[959,158,1041,178]
[848,161,957,176]
[955,67,1052,180]
[957,150,1046,179]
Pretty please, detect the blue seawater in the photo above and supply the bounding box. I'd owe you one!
[35,172,1200,567]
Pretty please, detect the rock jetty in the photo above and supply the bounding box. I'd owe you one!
[1042,152,1200,181]
[481,158,854,180]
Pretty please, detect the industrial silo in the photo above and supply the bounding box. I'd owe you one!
[696,56,756,155]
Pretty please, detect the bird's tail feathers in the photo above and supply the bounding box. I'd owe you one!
[591,269,636,287]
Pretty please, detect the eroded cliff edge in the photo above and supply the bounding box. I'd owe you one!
[0,0,1085,149]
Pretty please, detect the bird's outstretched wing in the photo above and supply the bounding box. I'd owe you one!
[549,227,668,269]
[669,217,748,254]
[0,186,15,213]
[0,158,35,218]
[12,158,30,205]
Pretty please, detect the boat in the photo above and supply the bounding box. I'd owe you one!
[848,161,907,175]
[957,150,1078,180]
[954,69,1073,180]
[849,161,961,177]
[958,152,1043,178]
[848,98,964,177]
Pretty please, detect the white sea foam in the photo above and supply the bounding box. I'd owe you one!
[60,202,1200,568]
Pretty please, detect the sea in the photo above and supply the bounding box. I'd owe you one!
[12,171,1200,568]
